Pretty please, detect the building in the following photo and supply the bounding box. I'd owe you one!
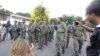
[10,14,30,25]
[0,14,30,25]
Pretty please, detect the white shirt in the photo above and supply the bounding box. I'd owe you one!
[0,26,2,32]
[96,24,100,27]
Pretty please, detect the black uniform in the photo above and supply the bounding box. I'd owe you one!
[86,27,100,56]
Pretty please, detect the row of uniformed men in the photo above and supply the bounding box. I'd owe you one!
[55,17,87,56]
[11,20,55,49]
[0,18,87,56]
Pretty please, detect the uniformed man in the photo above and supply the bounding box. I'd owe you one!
[44,21,49,45]
[40,20,46,45]
[21,19,27,39]
[49,24,54,42]
[65,21,72,48]
[71,21,86,56]
[51,24,55,40]
[55,17,67,56]
[37,20,45,49]
[0,23,2,42]
[28,20,35,44]
[47,23,51,42]
[12,20,18,40]
[17,22,22,36]
[34,22,39,42]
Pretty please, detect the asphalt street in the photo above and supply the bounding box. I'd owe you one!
[0,31,89,56]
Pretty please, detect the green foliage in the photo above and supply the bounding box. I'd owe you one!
[76,16,83,21]
[0,9,11,16]
[50,14,84,24]
[91,0,100,4]
[62,14,81,24]
[63,15,84,24]
[31,4,49,21]
[50,18,56,24]
[0,8,12,20]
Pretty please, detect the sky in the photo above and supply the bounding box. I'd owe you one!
[0,0,93,19]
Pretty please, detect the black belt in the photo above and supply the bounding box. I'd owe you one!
[58,32,64,33]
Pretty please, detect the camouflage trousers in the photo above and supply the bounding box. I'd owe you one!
[38,33,45,49]
[28,33,35,44]
[44,33,48,45]
[12,31,18,40]
[20,32,26,39]
[55,32,65,53]
[73,36,83,56]
[0,33,1,42]
[49,32,53,41]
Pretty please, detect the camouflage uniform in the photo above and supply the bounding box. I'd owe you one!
[65,24,72,48]
[28,22,35,43]
[17,22,22,36]
[21,22,27,39]
[44,22,48,45]
[49,24,54,41]
[56,22,67,55]
[12,21,18,40]
[51,25,55,40]
[34,23,39,42]
[37,21,45,49]
[71,25,86,56]
[47,24,51,41]
[0,23,2,42]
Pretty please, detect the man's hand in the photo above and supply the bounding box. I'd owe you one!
[77,21,84,27]
[77,21,93,33]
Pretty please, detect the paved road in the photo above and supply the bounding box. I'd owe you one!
[0,31,89,56]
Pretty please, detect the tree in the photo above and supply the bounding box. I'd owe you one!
[62,14,69,21]
[50,18,56,24]
[62,14,84,24]
[91,0,100,4]
[76,16,83,21]
[0,8,12,20]
[30,4,49,21]
[5,10,12,16]
[62,15,76,24]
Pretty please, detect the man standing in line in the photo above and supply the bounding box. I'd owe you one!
[65,21,72,48]
[71,21,86,56]
[38,20,45,49]
[12,20,18,40]
[44,21,49,45]
[55,17,66,56]
[17,22,22,36]
[21,19,27,39]
[28,20,36,44]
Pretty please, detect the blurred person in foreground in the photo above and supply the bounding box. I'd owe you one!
[11,37,35,56]
[77,3,100,56]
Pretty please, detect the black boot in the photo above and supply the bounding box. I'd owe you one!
[56,52,60,56]
[75,51,79,56]
[62,47,65,54]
